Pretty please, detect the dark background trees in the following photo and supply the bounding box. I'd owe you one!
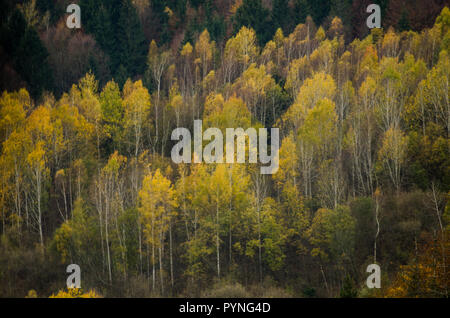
[0,1,448,298]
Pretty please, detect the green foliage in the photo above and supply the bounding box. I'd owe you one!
[259,198,288,271]
[406,125,450,190]
[100,80,124,154]
[51,198,99,266]
[340,275,358,298]
[350,198,376,264]
[307,206,356,263]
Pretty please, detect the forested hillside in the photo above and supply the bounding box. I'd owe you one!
[0,0,449,298]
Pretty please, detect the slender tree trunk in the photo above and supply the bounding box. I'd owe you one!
[374,194,380,264]
[105,183,112,283]
[35,169,44,252]
[431,183,448,297]
[320,264,329,296]
[169,222,174,291]
[152,223,155,291]
[216,192,220,280]
[138,218,143,275]
[105,213,112,283]
[159,241,164,295]
[257,204,262,284]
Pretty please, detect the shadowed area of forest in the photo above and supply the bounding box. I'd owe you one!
[0,1,449,298]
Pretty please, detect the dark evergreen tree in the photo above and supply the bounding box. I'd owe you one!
[307,0,331,26]
[0,8,53,98]
[375,0,390,19]
[293,0,311,24]
[182,19,197,46]
[189,0,206,9]
[206,14,226,43]
[16,23,53,97]
[173,0,187,21]
[350,198,376,268]
[95,4,115,58]
[398,9,411,32]
[233,0,273,45]
[116,0,147,77]
[79,0,101,33]
[80,0,147,79]
[151,0,174,45]
[115,64,128,89]
[330,0,352,26]
[272,0,292,33]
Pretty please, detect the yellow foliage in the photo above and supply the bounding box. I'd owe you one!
[139,169,177,249]
[181,42,193,57]
[50,288,102,298]
[284,72,336,130]
[225,26,259,69]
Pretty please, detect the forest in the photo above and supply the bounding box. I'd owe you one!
[0,0,449,298]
